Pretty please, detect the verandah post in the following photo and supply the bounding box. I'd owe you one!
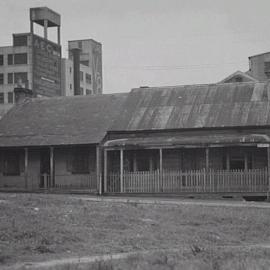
[24,148,28,189]
[120,149,124,193]
[104,149,107,193]
[267,147,270,201]
[50,147,54,188]
[205,147,209,192]
[159,148,163,192]
[96,146,101,195]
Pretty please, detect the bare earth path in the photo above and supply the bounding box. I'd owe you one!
[3,244,270,270]
[77,195,270,208]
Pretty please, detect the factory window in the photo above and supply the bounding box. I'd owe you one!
[8,73,13,84]
[13,35,28,46]
[81,60,89,66]
[8,92,13,103]
[80,71,84,81]
[0,74,3,85]
[14,53,27,65]
[86,89,92,95]
[3,151,20,176]
[0,55,3,65]
[86,73,91,84]
[8,54,13,65]
[14,72,27,84]
[0,93,4,104]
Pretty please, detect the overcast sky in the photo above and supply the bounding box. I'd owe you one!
[0,0,270,93]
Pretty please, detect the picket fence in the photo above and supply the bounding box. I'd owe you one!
[107,168,268,193]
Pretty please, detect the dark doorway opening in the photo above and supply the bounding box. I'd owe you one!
[40,149,50,188]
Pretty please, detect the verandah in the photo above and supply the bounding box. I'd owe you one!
[104,146,270,194]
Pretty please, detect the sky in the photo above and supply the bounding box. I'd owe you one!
[0,0,270,93]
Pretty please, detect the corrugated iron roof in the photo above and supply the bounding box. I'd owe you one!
[110,82,270,132]
[0,93,127,147]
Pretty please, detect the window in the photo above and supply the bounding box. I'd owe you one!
[79,87,84,95]
[14,53,27,65]
[0,93,4,104]
[86,73,91,84]
[3,151,20,176]
[264,62,270,78]
[80,71,84,81]
[81,60,89,66]
[225,151,252,170]
[0,55,3,65]
[69,67,72,73]
[86,89,92,95]
[78,41,82,49]
[8,92,13,103]
[70,84,72,90]
[71,149,89,174]
[13,35,28,46]
[14,72,27,84]
[8,54,13,65]
[0,74,3,85]
[234,76,243,82]
[8,73,13,84]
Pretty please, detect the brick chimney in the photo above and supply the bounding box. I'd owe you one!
[14,87,33,104]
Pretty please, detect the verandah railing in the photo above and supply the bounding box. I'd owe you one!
[53,173,97,190]
[107,168,268,193]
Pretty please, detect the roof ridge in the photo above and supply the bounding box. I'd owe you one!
[131,81,259,91]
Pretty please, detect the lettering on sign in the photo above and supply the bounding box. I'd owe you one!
[33,37,61,57]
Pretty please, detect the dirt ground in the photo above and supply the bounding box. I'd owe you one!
[0,193,270,268]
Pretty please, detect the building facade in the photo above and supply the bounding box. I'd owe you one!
[0,6,103,118]
[0,7,61,120]
[1,82,270,199]
[62,39,102,96]
[221,52,270,83]
[0,7,61,108]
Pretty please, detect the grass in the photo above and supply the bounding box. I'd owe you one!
[0,193,270,268]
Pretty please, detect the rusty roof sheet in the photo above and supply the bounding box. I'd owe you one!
[110,82,270,131]
[0,93,127,147]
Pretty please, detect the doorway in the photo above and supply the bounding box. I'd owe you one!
[40,149,50,188]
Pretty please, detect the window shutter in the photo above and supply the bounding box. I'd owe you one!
[66,149,72,172]
[0,153,3,173]
[20,153,25,173]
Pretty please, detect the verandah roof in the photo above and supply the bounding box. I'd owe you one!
[104,133,270,148]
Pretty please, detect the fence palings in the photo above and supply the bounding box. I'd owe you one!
[107,168,269,193]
